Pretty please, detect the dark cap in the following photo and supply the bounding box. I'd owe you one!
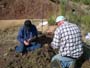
[24,20,32,29]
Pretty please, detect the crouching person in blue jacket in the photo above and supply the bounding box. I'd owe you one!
[15,20,41,54]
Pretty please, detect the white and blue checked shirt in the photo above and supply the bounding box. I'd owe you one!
[51,21,83,58]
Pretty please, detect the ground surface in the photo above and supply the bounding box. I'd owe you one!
[0,20,90,68]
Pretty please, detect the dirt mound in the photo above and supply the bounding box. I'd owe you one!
[0,0,60,19]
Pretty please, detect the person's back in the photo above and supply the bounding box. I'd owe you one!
[56,21,83,58]
[17,24,38,42]
[51,16,83,68]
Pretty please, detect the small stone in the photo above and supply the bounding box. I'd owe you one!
[3,53,8,57]
[44,44,49,48]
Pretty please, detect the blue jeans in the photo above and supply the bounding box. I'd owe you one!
[51,54,76,68]
[15,42,41,53]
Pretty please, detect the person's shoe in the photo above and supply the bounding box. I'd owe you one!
[51,60,62,68]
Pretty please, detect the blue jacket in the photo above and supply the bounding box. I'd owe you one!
[17,24,38,44]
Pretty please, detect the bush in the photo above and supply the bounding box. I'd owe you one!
[48,16,55,25]
[66,11,81,26]
[81,0,90,5]
[72,0,90,5]
[72,0,80,3]
[60,0,68,16]
[81,15,90,32]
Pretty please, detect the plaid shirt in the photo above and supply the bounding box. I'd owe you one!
[51,21,83,58]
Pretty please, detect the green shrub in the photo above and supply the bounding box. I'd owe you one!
[66,11,81,26]
[48,16,55,25]
[81,15,90,32]
[72,0,80,3]
[60,0,68,16]
[81,0,90,5]
[72,0,90,5]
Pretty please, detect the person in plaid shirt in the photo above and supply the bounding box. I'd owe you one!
[51,16,83,68]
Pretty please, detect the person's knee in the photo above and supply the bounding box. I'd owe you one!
[51,54,61,62]
[26,43,41,51]
[15,44,25,53]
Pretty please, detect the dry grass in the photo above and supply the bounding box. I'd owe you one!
[0,19,27,30]
[0,19,47,30]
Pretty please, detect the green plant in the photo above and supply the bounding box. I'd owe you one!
[81,15,90,32]
[66,11,81,26]
[60,0,68,16]
[81,0,90,5]
[72,0,80,3]
[72,0,90,5]
[48,16,55,25]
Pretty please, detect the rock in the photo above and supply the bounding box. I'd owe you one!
[44,44,49,48]
[3,53,8,57]
[37,21,49,32]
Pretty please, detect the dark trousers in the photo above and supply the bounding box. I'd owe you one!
[15,42,41,53]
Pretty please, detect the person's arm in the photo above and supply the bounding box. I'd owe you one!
[34,25,38,37]
[51,28,61,49]
[17,27,24,44]
[27,25,38,42]
[32,25,38,37]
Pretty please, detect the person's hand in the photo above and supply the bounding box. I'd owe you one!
[27,38,31,42]
[24,40,29,46]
